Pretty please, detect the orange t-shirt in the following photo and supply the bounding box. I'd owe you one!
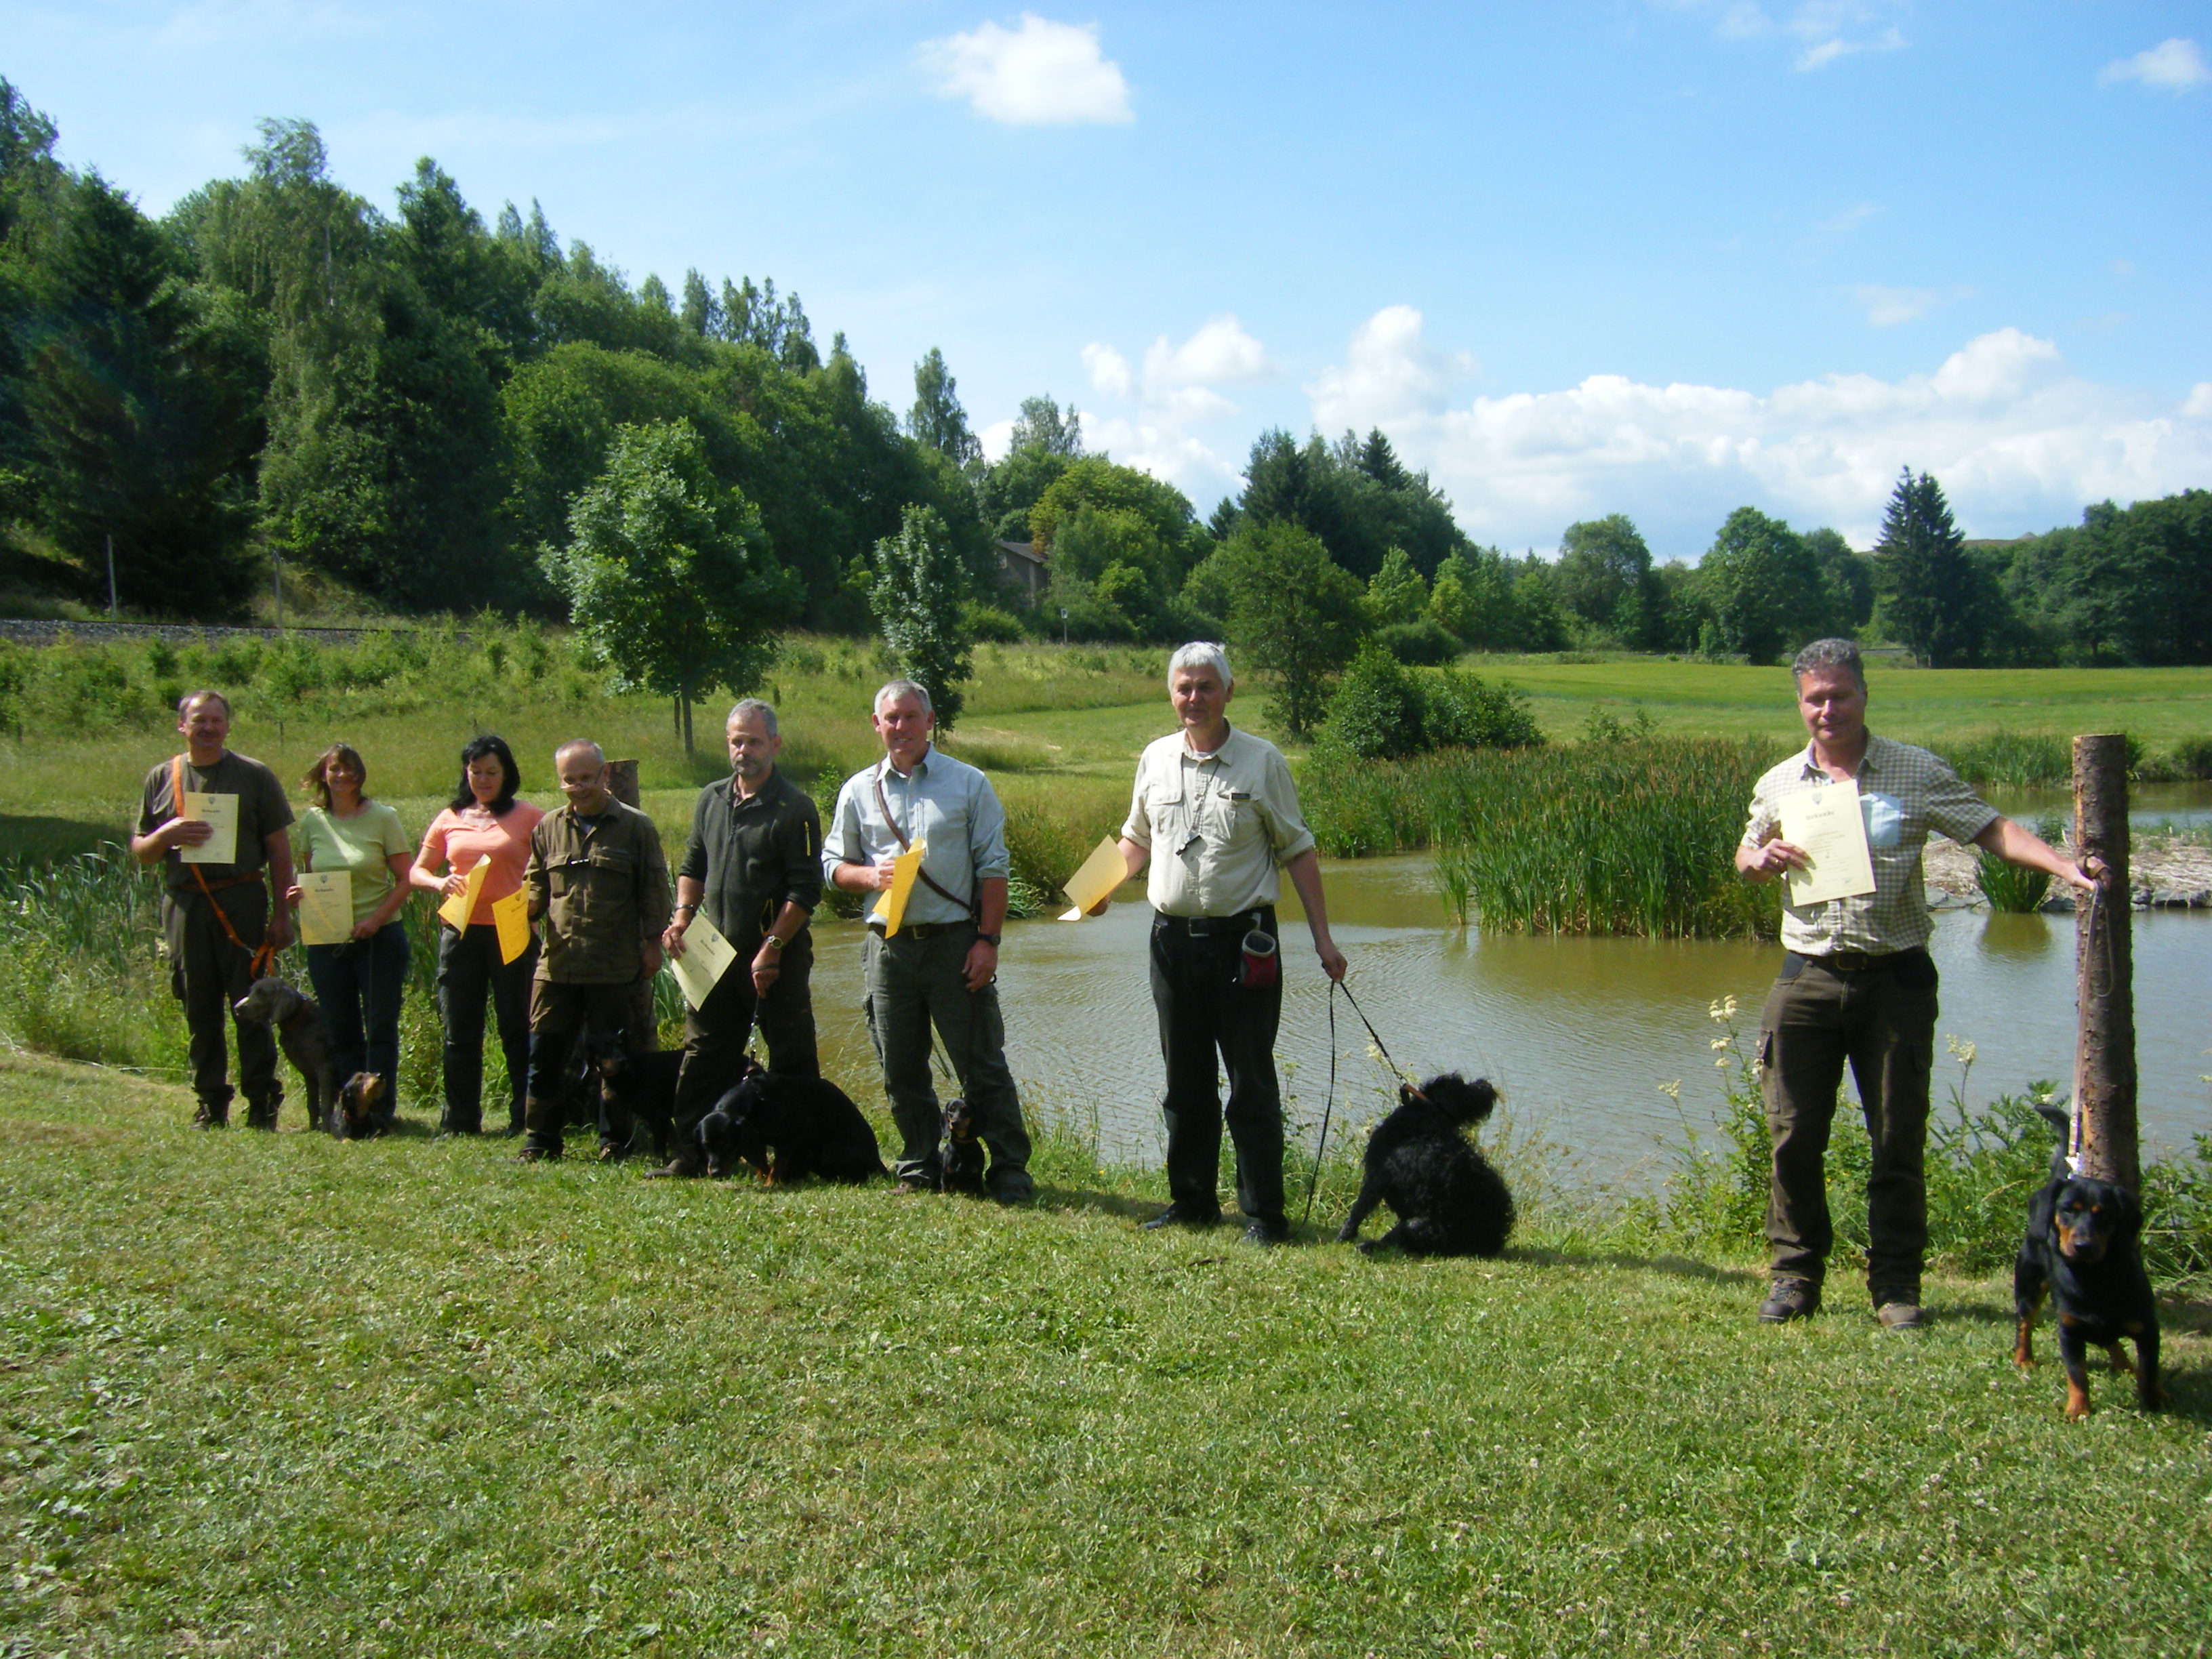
[418,800,545,925]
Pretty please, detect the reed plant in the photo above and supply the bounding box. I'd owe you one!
[1420,739,1783,938]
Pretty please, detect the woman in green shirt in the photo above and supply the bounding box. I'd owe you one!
[291,743,413,1132]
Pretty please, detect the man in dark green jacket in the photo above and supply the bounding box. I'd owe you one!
[653,699,823,1178]
[519,739,671,1162]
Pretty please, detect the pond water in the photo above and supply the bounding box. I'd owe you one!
[1987,779,2212,832]
[801,855,2212,1191]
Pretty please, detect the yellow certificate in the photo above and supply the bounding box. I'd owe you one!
[668,907,738,1009]
[878,841,928,937]
[295,871,353,945]
[1057,836,1127,920]
[491,889,531,964]
[177,791,239,865]
[437,860,490,931]
[1781,779,1878,907]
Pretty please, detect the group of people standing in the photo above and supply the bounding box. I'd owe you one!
[127,644,1347,1244]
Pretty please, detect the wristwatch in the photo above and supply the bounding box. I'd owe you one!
[976,931,1001,947]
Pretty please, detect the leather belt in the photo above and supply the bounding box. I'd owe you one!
[1153,907,1273,937]
[868,920,967,941]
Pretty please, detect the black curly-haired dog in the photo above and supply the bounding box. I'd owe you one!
[587,1031,680,1162]
[331,1071,387,1140]
[2013,1103,2162,1419]
[696,1061,887,1186]
[1336,1073,1513,1257]
[939,1097,986,1195]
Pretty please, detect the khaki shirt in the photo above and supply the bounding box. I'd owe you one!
[137,750,293,894]
[1742,733,1997,956]
[525,800,672,983]
[1122,726,1316,918]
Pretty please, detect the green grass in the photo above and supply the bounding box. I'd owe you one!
[3,1049,2209,1658]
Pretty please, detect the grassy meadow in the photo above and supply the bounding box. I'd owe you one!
[3,1049,2209,1659]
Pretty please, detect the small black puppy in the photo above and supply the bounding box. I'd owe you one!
[331,1071,387,1140]
[1336,1073,1514,1257]
[232,977,337,1131]
[696,1062,887,1185]
[939,1097,986,1195]
[2013,1103,2162,1419]
[588,1031,681,1162]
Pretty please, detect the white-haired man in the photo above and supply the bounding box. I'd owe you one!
[823,680,1031,1202]
[1109,642,1346,1245]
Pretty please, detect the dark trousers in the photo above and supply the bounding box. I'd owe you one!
[862,923,1031,1198]
[1759,951,1939,1295]
[1149,908,1286,1226]
[304,924,409,1128]
[435,922,538,1132]
[670,930,819,1149]
[161,884,279,1118]
[523,977,642,1153]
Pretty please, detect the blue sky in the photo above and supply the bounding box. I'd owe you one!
[6,1,2208,559]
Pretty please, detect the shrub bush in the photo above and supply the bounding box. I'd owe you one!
[1376,619,1460,665]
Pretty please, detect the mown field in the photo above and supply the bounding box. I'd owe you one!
[3,1051,2208,1659]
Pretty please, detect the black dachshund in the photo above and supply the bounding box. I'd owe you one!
[2013,1104,2162,1419]
[331,1071,388,1140]
[939,1097,986,1195]
[1336,1073,1514,1257]
[697,1062,887,1186]
[588,1031,681,1163]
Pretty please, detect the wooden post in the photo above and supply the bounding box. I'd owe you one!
[2072,733,2137,1189]
[605,758,641,808]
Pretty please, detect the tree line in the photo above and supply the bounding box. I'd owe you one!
[3,78,2203,712]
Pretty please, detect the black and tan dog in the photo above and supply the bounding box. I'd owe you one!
[1336,1073,1514,1257]
[331,1072,388,1140]
[2013,1103,2162,1419]
[587,1031,681,1162]
[231,977,337,1132]
[696,1062,886,1186]
[939,1097,986,1195]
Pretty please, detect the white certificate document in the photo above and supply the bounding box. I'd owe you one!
[296,871,354,945]
[1780,779,1878,907]
[669,907,739,1010]
[177,791,239,865]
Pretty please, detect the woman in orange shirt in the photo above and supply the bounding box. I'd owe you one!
[410,735,543,1135]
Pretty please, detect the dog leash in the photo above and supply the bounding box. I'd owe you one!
[1303,980,1410,1224]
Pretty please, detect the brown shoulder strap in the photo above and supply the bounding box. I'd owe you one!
[173,752,276,978]
[873,764,976,916]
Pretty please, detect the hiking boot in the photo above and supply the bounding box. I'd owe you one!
[1240,1218,1290,1248]
[1757,1277,1821,1323]
[191,1101,229,1130]
[244,1099,279,1132]
[642,1157,704,1181]
[516,1140,562,1163]
[1872,1289,1926,1330]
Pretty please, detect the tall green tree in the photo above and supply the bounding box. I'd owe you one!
[907,347,981,464]
[539,419,798,754]
[870,504,974,731]
[20,173,258,614]
[1873,468,1979,666]
[1554,514,1662,647]
[1008,393,1082,457]
[1700,506,1826,665]
[1365,544,1429,626]
[1214,518,1368,737]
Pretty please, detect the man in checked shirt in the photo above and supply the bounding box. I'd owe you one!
[1736,638,2100,1330]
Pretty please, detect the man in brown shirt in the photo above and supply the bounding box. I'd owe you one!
[130,689,297,1128]
[519,739,672,1162]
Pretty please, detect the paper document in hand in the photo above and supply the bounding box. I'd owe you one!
[437,859,490,930]
[878,841,927,937]
[491,889,531,964]
[177,792,239,865]
[1780,779,1877,907]
[295,872,353,945]
[1057,836,1127,921]
[669,908,739,1009]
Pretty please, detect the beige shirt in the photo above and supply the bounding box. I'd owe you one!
[1122,726,1316,918]
[1743,733,1997,956]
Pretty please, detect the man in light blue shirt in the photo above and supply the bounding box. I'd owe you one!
[823,680,1031,1200]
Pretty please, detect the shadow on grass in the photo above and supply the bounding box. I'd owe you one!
[1504,1244,1763,1287]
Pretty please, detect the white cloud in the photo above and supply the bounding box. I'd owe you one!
[1663,0,1907,68]
[1307,308,2212,553]
[1852,284,1972,327]
[922,14,1133,125]
[1075,315,1275,495]
[1795,25,1902,70]
[2097,38,2209,92]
